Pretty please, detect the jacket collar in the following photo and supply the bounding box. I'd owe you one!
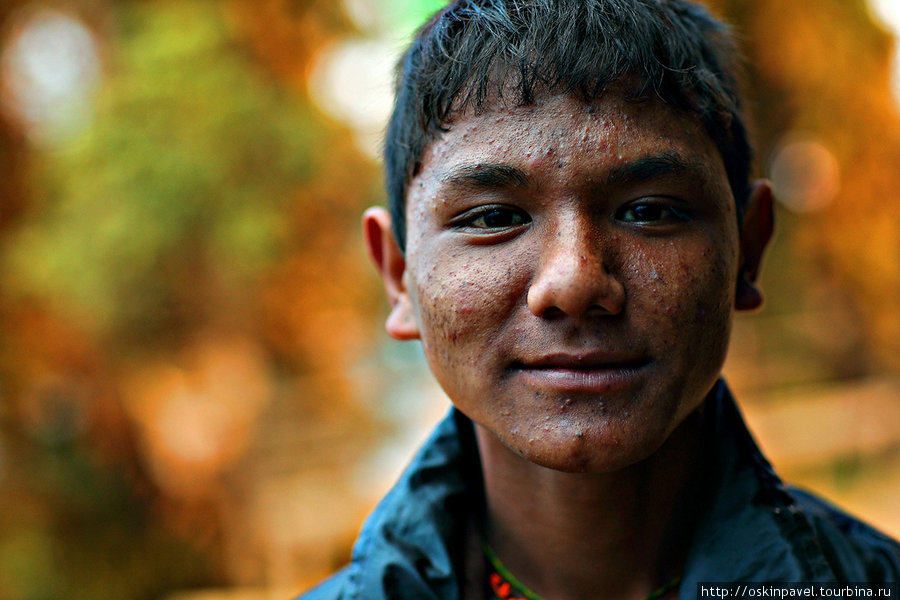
[678,380,836,592]
[347,408,479,599]
[346,380,836,598]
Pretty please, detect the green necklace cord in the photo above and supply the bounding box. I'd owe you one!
[483,542,682,600]
[483,542,546,600]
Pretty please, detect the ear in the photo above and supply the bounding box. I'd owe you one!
[735,180,775,311]
[363,207,420,340]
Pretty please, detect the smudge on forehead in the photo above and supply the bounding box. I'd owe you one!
[417,93,724,191]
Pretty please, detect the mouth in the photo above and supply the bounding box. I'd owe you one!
[510,352,651,394]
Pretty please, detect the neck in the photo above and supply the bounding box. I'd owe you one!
[476,406,707,600]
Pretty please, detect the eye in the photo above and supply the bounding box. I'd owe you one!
[615,200,691,225]
[451,205,531,230]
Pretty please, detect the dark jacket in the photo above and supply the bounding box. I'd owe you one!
[298,380,900,599]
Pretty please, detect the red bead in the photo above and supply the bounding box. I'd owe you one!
[498,582,511,598]
[490,573,502,589]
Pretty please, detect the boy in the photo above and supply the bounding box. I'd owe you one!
[301,1,900,598]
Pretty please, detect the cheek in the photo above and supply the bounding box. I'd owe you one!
[629,240,736,354]
[412,255,523,360]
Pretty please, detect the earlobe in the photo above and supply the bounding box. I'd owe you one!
[735,180,775,311]
[363,207,420,340]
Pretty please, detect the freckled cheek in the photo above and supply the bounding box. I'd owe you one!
[627,249,736,348]
[416,287,480,346]
[413,271,521,352]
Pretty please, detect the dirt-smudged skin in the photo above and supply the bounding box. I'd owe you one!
[400,91,741,473]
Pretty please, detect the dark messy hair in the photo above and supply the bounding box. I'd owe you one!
[384,0,753,249]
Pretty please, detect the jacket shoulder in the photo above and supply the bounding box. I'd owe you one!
[790,486,900,580]
[294,567,352,600]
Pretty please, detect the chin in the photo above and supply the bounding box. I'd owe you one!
[499,418,671,474]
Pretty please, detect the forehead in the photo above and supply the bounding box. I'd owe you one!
[414,92,726,192]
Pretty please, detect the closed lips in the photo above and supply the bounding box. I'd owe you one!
[512,353,650,370]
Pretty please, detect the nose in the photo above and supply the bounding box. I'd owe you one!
[526,217,625,318]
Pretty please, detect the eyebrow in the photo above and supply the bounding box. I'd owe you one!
[439,163,530,189]
[605,152,706,187]
[437,152,711,193]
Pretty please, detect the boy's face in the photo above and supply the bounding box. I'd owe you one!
[367,91,772,473]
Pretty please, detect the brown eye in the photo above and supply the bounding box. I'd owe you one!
[471,208,527,228]
[454,205,531,230]
[616,201,691,224]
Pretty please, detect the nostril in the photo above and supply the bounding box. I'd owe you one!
[540,306,566,319]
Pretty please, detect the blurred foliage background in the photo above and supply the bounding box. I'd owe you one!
[0,0,898,598]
